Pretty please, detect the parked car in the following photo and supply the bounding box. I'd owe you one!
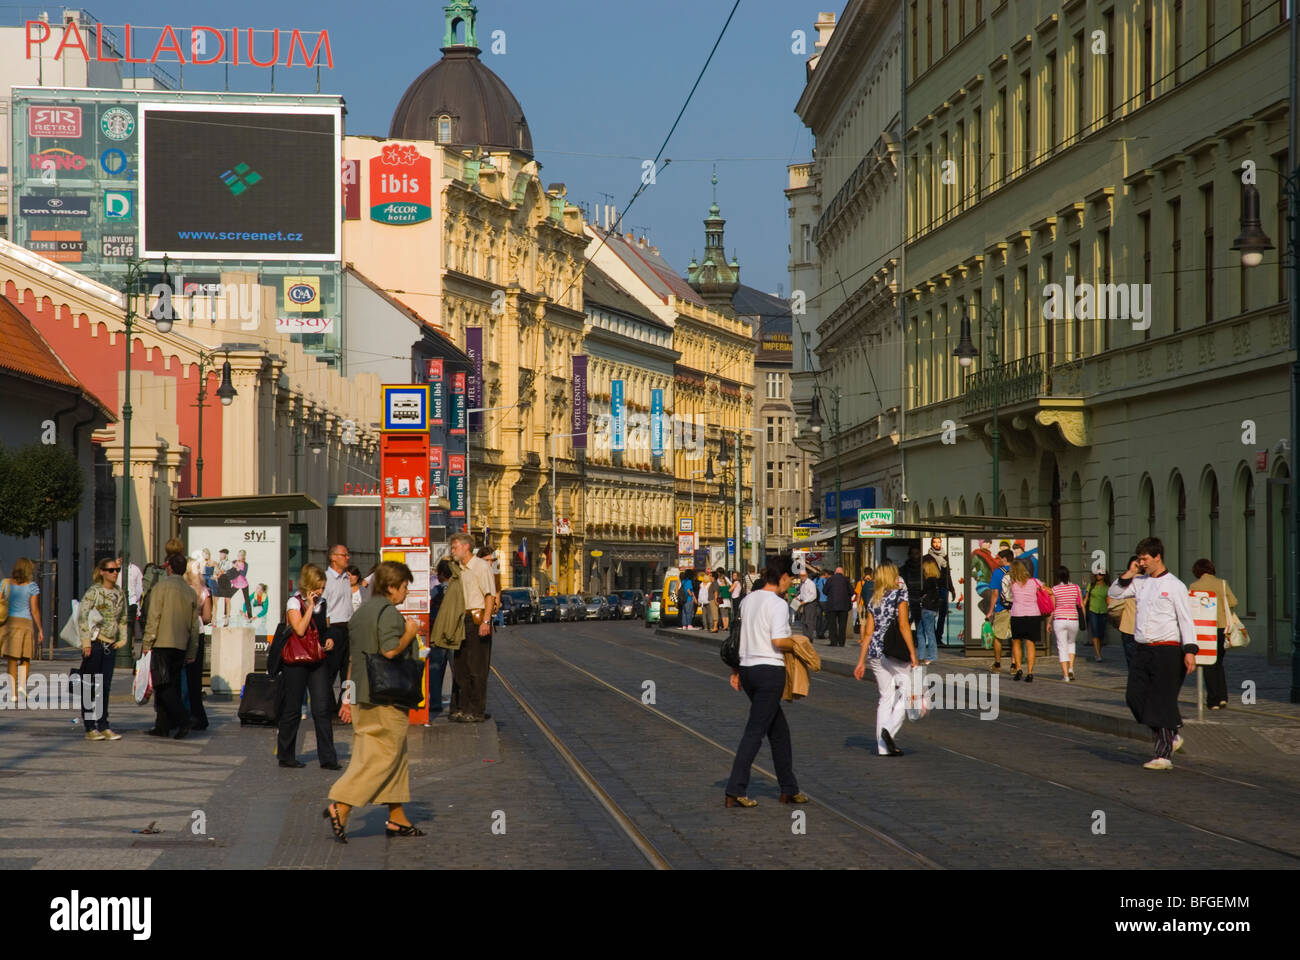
[500,587,539,624]
[568,595,587,621]
[605,594,622,619]
[617,589,645,620]
[538,596,561,623]
[582,595,608,620]
[644,590,660,628]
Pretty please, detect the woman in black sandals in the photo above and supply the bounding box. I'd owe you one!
[323,561,424,843]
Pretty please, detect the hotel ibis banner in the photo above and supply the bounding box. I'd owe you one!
[368,143,431,224]
[572,355,588,450]
[466,327,483,432]
[611,379,625,452]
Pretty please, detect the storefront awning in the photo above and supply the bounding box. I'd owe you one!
[174,493,322,516]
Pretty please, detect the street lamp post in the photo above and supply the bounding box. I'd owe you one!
[1233,163,1300,702]
[953,299,1004,517]
[550,430,586,594]
[732,426,767,566]
[194,351,239,497]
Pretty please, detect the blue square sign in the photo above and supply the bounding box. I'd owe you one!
[382,385,429,431]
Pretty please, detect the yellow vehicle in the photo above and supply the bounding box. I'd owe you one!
[660,567,681,621]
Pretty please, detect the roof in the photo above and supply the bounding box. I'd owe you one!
[733,284,792,338]
[173,493,323,517]
[389,46,533,157]
[0,293,115,419]
[344,264,471,362]
[591,225,704,307]
[582,261,672,330]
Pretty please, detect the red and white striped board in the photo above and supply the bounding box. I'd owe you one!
[1189,590,1219,665]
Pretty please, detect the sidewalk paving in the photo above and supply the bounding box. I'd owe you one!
[655,623,1300,760]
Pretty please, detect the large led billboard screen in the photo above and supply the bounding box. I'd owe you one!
[140,104,340,260]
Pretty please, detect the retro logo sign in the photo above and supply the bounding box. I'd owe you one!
[29,106,81,137]
[368,143,431,224]
[282,276,320,312]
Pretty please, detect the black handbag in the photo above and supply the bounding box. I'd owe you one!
[365,650,425,708]
[720,615,741,670]
[882,617,911,662]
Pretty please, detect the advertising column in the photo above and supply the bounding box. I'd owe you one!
[380,384,433,724]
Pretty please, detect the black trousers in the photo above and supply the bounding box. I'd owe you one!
[1203,629,1228,706]
[151,648,188,732]
[277,660,337,765]
[799,600,820,640]
[451,613,492,717]
[935,599,949,644]
[726,664,797,797]
[826,609,849,646]
[324,623,350,713]
[79,641,114,732]
[185,634,208,727]
[1126,644,1188,731]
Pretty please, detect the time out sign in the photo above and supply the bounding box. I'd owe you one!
[369,143,431,225]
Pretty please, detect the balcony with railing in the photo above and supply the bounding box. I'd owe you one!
[962,353,1049,415]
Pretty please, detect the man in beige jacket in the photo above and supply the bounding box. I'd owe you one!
[142,554,201,739]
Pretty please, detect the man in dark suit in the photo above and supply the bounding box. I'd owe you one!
[824,566,854,646]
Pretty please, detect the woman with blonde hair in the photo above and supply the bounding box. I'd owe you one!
[77,556,126,741]
[276,563,338,769]
[1003,558,1045,682]
[182,557,214,730]
[917,556,943,664]
[853,561,918,757]
[324,561,424,843]
[1,557,43,689]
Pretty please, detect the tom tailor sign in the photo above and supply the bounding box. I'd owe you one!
[20,194,91,217]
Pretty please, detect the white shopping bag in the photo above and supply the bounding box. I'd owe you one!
[59,601,81,647]
[133,651,153,705]
[905,665,929,721]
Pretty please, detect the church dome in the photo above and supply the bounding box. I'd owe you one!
[388,2,533,157]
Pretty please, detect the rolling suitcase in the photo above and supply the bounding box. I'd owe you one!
[238,672,283,726]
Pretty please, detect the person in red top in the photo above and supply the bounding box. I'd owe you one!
[1049,566,1085,681]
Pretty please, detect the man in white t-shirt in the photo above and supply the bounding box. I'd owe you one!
[724,554,809,808]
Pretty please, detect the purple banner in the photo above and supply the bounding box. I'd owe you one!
[466,326,483,432]
[572,355,588,449]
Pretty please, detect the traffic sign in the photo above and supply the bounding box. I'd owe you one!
[1189,591,1219,664]
[677,533,695,554]
[679,516,694,533]
[726,537,735,552]
[858,508,894,537]
[792,527,810,540]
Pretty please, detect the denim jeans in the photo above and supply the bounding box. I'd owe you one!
[917,609,939,661]
[1086,611,1108,644]
[427,647,450,713]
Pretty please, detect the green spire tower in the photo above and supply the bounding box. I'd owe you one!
[443,1,479,49]
[687,168,741,315]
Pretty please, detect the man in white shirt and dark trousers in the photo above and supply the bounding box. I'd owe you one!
[1107,537,1198,770]
[724,554,809,808]
[321,544,355,718]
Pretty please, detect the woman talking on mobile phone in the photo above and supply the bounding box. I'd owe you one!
[277,563,339,770]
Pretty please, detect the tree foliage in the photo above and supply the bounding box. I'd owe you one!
[0,443,85,539]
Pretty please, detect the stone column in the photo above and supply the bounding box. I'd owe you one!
[220,352,266,496]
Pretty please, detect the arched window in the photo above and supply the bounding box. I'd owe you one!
[1200,468,1220,561]
[1100,479,1116,573]
[1271,461,1292,622]
[436,115,452,143]
[974,494,985,516]
[1240,466,1255,615]
[1169,470,1187,577]
[958,496,968,516]
[1139,474,1155,538]
[999,492,1009,517]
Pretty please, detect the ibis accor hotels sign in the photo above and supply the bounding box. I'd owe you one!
[25,21,334,68]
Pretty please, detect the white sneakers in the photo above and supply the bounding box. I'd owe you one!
[1143,757,1173,770]
[85,730,122,741]
[1173,735,1184,753]
[84,730,105,741]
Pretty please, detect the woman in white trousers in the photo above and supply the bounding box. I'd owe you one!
[853,562,918,756]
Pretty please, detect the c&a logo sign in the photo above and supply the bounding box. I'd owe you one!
[282,276,320,312]
[369,143,431,225]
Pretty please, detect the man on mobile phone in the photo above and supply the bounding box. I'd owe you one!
[1107,537,1198,770]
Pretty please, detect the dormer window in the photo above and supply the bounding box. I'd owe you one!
[436,115,452,143]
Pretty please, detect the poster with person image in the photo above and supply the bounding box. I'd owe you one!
[967,537,1039,650]
[183,519,286,643]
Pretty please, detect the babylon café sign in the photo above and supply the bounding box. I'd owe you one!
[25,21,333,68]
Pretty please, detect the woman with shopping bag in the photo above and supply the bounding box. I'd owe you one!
[1187,558,1239,710]
[853,561,918,757]
[77,557,126,741]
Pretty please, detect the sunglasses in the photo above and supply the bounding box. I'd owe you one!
[104,567,121,573]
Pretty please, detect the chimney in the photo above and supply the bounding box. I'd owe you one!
[815,11,836,50]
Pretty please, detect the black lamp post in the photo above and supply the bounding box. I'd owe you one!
[953,299,1003,517]
[1234,169,1300,702]
[194,352,238,497]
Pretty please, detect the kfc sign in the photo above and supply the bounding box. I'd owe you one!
[29,106,81,138]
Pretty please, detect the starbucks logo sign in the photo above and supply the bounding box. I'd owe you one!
[100,107,135,141]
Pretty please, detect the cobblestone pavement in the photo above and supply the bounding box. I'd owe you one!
[2,620,1298,869]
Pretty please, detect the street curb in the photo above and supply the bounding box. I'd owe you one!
[655,626,1155,744]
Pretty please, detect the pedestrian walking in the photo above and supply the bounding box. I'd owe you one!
[1187,558,1237,711]
[1085,571,1110,661]
[678,574,696,629]
[141,554,201,739]
[1003,558,1046,682]
[1109,556,1139,667]
[797,571,819,641]
[324,561,424,842]
[824,566,853,647]
[1108,538,1198,770]
[276,564,339,769]
[899,546,924,631]
[449,533,497,723]
[917,557,943,664]
[322,544,355,718]
[1,558,43,691]
[853,561,918,756]
[724,554,808,808]
[717,569,733,631]
[927,538,957,645]
[981,549,1016,672]
[427,558,460,717]
[743,564,758,595]
[182,557,213,730]
[699,573,715,632]
[347,565,365,613]
[76,557,125,741]
[1049,567,1085,682]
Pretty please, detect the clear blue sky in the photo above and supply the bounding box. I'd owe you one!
[15,0,832,293]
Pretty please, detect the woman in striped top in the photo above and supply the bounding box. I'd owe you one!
[1050,566,1085,681]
